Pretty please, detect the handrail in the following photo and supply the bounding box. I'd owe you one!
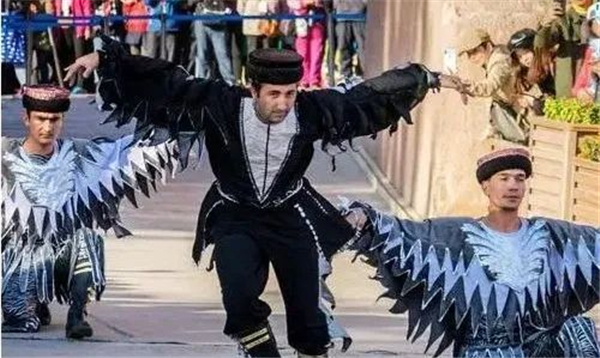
[2,11,366,85]
[2,12,366,31]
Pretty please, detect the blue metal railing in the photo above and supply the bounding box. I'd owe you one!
[2,12,365,31]
[2,10,366,86]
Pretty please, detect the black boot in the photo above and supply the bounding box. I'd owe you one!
[65,272,93,339]
[236,323,280,357]
[36,303,52,326]
[65,304,93,339]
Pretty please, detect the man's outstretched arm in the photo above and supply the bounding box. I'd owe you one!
[65,36,237,167]
[65,37,208,111]
[299,64,461,146]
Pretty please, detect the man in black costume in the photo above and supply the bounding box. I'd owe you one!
[64,38,457,357]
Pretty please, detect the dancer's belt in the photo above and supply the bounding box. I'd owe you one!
[215,180,305,209]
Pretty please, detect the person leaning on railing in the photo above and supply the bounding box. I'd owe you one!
[189,0,236,84]
[287,0,327,89]
[333,0,367,82]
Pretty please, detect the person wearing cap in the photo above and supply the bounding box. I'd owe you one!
[1,85,177,338]
[457,28,516,103]
[63,35,461,356]
[504,28,553,125]
[456,28,530,144]
[508,28,556,98]
[343,147,600,357]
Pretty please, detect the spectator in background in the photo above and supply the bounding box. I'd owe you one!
[122,0,148,55]
[573,2,600,102]
[93,0,125,41]
[288,0,326,89]
[508,28,555,101]
[2,0,26,93]
[62,0,94,93]
[50,0,76,89]
[29,0,56,84]
[238,0,279,52]
[51,0,94,93]
[276,0,295,50]
[164,0,183,63]
[142,0,180,61]
[237,0,282,83]
[228,0,245,84]
[142,0,161,58]
[456,28,529,144]
[535,0,593,98]
[190,0,236,84]
[333,0,366,82]
[506,29,549,131]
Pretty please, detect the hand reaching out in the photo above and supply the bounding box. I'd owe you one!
[344,208,368,231]
[63,52,100,87]
[438,74,471,105]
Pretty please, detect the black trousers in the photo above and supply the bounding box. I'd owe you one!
[212,205,329,356]
[335,21,365,78]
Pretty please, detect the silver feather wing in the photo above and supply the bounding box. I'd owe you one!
[350,202,600,357]
[3,143,76,212]
[2,135,178,242]
[2,136,178,303]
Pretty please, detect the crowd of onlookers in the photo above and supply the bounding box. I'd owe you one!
[2,0,598,146]
[446,0,599,144]
[1,0,368,93]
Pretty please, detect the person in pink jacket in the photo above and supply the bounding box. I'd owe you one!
[288,0,326,88]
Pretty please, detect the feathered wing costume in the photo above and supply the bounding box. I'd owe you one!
[348,201,600,357]
[2,135,177,332]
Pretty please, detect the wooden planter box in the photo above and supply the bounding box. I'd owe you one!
[571,158,600,225]
[527,117,600,224]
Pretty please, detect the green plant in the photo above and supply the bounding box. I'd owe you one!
[578,135,600,162]
[543,98,600,125]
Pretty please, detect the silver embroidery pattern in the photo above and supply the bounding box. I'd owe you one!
[240,97,298,202]
[2,135,177,240]
[4,142,77,212]
[353,202,600,357]
[462,220,548,292]
[294,203,352,350]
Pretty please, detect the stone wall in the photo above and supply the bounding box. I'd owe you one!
[362,0,553,217]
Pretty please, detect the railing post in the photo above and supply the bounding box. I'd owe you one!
[326,9,335,87]
[103,12,110,35]
[47,28,64,87]
[26,11,33,85]
[160,0,167,60]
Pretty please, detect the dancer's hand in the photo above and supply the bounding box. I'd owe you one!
[344,208,368,231]
[64,52,100,87]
